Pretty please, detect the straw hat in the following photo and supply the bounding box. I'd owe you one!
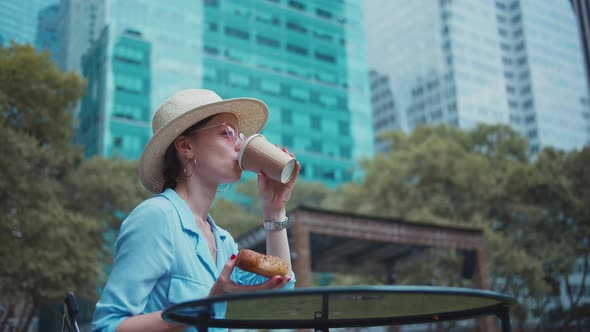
[139,89,269,193]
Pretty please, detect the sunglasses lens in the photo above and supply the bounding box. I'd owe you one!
[225,124,236,142]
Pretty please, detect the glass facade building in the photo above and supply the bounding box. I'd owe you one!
[365,0,590,153]
[517,0,589,151]
[0,0,47,46]
[36,3,60,64]
[72,0,373,186]
[0,0,61,53]
[76,27,152,160]
[57,0,105,72]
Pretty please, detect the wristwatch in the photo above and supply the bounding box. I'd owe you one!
[264,216,291,230]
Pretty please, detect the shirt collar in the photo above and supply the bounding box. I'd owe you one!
[161,188,199,235]
[160,188,223,238]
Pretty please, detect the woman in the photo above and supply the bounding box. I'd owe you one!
[92,89,299,332]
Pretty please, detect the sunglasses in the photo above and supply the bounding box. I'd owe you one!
[188,122,246,147]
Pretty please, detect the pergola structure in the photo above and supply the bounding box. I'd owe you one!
[236,206,494,331]
[238,206,488,288]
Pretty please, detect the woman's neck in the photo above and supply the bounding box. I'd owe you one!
[174,178,216,223]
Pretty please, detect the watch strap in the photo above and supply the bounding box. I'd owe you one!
[264,216,291,230]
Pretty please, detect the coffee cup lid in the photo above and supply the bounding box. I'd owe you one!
[238,134,263,170]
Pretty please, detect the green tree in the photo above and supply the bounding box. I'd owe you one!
[209,179,335,237]
[519,147,590,329]
[0,43,87,331]
[0,43,83,159]
[0,43,148,331]
[333,124,547,325]
[62,157,150,230]
[235,177,336,212]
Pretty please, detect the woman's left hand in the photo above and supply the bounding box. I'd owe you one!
[257,147,300,218]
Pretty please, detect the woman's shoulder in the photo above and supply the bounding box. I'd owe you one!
[122,195,178,228]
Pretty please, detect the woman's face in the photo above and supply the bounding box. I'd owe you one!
[185,113,245,184]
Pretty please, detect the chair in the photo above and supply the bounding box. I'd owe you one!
[61,291,80,332]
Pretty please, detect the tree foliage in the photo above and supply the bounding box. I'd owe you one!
[0,43,147,331]
[330,124,589,326]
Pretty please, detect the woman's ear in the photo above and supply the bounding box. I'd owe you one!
[174,135,194,159]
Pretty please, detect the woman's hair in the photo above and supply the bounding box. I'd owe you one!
[161,115,215,192]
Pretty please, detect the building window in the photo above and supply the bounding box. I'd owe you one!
[315,52,336,63]
[286,21,307,34]
[282,134,293,148]
[290,87,310,101]
[340,146,351,159]
[260,80,281,95]
[287,43,308,56]
[114,136,123,148]
[316,8,332,19]
[525,114,535,123]
[309,139,322,153]
[313,165,323,178]
[323,169,335,180]
[311,114,321,130]
[527,129,537,139]
[511,14,521,24]
[319,94,337,107]
[289,0,306,11]
[113,104,144,121]
[228,72,250,87]
[208,22,218,31]
[256,35,280,48]
[224,26,249,40]
[204,45,219,55]
[115,74,143,93]
[522,99,533,109]
[313,30,333,42]
[255,12,280,26]
[281,109,292,125]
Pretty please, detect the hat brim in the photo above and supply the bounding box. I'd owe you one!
[139,97,269,193]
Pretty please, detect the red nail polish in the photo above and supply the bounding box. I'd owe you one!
[230,254,236,260]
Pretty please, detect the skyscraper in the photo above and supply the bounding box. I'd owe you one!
[570,0,590,141]
[36,3,60,63]
[365,0,590,153]
[57,0,105,72]
[71,0,373,186]
[76,27,152,160]
[0,0,55,46]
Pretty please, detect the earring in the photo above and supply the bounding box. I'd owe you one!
[217,183,230,193]
[184,157,196,177]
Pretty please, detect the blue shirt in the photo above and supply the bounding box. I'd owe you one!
[92,189,295,332]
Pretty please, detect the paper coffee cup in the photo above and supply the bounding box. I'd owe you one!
[238,134,296,183]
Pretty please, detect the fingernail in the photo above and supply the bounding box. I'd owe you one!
[286,276,291,282]
[230,254,236,260]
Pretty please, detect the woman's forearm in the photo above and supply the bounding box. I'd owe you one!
[265,228,292,273]
[116,311,187,332]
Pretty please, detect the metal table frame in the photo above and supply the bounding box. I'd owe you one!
[162,285,516,332]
